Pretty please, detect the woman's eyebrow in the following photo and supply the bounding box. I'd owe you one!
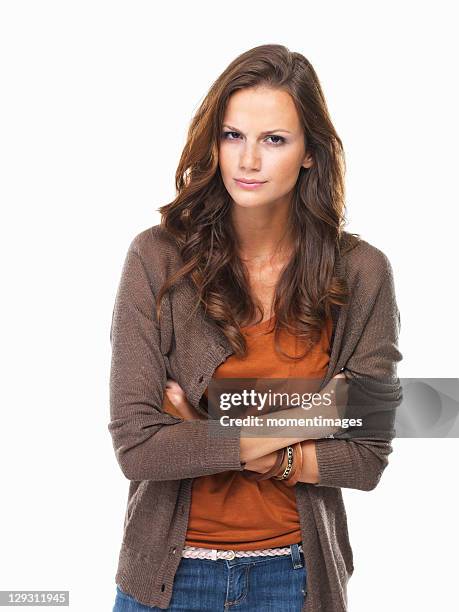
[222,124,292,135]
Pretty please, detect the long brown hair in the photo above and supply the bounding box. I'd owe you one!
[156,43,360,360]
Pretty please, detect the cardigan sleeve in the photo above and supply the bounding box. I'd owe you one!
[108,242,246,481]
[313,249,403,491]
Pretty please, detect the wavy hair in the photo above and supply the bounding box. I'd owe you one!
[156,43,360,360]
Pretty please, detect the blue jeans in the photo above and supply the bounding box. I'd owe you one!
[113,543,307,611]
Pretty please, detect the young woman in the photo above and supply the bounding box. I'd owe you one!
[109,44,402,612]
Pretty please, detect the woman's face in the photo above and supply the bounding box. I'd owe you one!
[218,86,313,210]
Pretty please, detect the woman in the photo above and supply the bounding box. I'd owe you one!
[109,44,402,611]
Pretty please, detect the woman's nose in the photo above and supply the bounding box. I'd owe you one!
[239,144,261,170]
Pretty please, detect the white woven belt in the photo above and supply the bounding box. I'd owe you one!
[181,544,303,561]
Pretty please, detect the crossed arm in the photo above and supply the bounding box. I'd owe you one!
[164,378,326,484]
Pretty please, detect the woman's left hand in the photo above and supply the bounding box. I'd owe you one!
[164,379,207,420]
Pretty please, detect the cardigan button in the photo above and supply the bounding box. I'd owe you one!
[198,375,204,383]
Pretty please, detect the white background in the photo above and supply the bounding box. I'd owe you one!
[1,1,457,610]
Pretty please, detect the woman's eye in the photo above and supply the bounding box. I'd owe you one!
[221,131,285,146]
[265,135,285,145]
[222,131,240,140]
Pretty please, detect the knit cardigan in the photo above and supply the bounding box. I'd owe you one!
[108,224,403,611]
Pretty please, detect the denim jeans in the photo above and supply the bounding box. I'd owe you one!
[113,542,307,611]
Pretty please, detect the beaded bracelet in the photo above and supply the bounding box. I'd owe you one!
[242,442,303,485]
[282,443,303,487]
[273,445,294,480]
[271,443,302,486]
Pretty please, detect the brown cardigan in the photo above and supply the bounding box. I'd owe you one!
[108,224,403,611]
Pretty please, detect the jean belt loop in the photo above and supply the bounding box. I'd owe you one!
[290,543,303,569]
[210,548,218,561]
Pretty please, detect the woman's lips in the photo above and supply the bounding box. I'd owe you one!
[234,179,267,190]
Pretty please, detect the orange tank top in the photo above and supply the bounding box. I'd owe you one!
[184,314,333,550]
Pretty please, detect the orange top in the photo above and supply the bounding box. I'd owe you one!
[184,314,333,550]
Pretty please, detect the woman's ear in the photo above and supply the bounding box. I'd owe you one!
[302,151,314,169]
